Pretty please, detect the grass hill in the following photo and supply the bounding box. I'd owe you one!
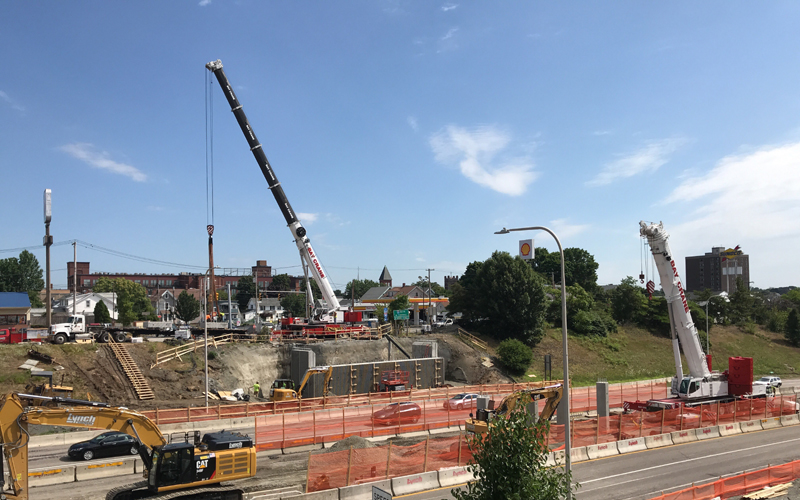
[518,323,798,386]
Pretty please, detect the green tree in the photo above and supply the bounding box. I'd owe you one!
[175,291,201,323]
[300,278,322,302]
[343,279,380,300]
[93,277,151,326]
[785,289,800,308]
[496,339,533,375]
[269,273,291,292]
[729,277,755,325]
[454,394,576,500]
[93,300,112,324]
[609,277,647,324]
[531,247,599,292]
[450,252,548,346]
[281,293,306,318]
[236,275,257,313]
[785,309,800,347]
[0,250,45,307]
[446,261,483,323]
[412,276,448,297]
[548,283,594,328]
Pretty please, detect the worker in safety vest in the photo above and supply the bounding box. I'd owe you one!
[253,381,261,398]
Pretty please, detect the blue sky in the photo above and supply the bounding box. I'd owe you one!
[2,2,800,292]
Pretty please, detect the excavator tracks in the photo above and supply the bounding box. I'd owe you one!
[106,481,243,500]
[107,341,155,400]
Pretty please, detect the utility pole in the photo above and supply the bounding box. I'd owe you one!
[72,241,77,316]
[43,189,52,328]
[227,282,232,329]
[426,268,435,327]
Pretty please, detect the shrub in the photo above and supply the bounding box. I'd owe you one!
[571,310,608,336]
[497,339,533,375]
[766,309,788,333]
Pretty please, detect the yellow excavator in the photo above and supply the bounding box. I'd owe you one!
[270,366,333,402]
[465,384,563,434]
[0,392,256,500]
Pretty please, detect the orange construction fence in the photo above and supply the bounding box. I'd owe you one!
[255,393,796,452]
[649,460,800,499]
[305,435,473,492]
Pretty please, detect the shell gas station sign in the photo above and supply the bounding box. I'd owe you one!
[519,239,534,260]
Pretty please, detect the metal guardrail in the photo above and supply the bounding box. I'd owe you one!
[456,327,488,350]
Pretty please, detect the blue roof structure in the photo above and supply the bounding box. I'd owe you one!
[0,292,31,309]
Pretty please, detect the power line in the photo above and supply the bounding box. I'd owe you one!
[0,241,72,254]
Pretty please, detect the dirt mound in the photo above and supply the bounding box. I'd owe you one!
[322,435,376,453]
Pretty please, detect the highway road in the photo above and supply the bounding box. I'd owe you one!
[28,423,800,499]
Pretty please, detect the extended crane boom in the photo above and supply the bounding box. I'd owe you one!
[205,59,342,322]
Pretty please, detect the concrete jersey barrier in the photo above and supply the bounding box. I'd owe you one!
[645,433,673,449]
[617,437,647,454]
[670,429,697,444]
[761,417,782,430]
[438,466,477,487]
[391,471,439,495]
[781,414,800,426]
[74,458,136,481]
[586,442,618,460]
[338,479,392,500]
[739,420,762,433]
[570,447,589,463]
[281,490,338,500]
[28,465,76,487]
[695,426,720,440]
[718,423,742,436]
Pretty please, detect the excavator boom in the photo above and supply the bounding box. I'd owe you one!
[465,384,563,434]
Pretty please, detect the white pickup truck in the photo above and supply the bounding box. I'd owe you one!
[433,318,454,328]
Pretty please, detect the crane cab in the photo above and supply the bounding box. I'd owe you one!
[677,376,728,400]
[144,431,255,495]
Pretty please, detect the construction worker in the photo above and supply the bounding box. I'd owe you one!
[253,381,261,398]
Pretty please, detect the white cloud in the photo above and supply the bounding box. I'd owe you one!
[60,143,147,182]
[407,116,418,132]
[297,212,319,224]
[199,0,211,5]
[441,3,458,11]
[437,27,459,53]
[665,141,800,288]
[0,90,25,112]
[592,129,613,136]
[587,138,683,186]
[429,125,539,196]
[550,219,590,239]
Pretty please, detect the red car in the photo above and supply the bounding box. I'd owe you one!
[371,402,422,425]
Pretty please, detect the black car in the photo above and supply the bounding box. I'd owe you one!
[68,431,139,461]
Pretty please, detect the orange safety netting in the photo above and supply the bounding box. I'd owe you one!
[648,458,800,500]
[306,435,473,492]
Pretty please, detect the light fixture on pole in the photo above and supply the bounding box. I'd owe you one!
[495,225,572,498]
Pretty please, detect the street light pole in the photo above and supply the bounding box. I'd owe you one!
[495,226,572,497]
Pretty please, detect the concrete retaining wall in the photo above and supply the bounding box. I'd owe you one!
[718,423,742,437]
[644,433,672,449]
[586,442,618,460]
[74,458,136,481]
[339,479,392,500]
[670,429,697,444]
[695,426,720,440]
[438,466,476,487]
[761,417,782,430]
[28,465,75,486]
[617,437,647,454]
[739,420,762,433]
[781,414,800,426]
[391,471,439,495]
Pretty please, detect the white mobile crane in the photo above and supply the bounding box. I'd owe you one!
[205,60,345,324]
[638,221,765,407]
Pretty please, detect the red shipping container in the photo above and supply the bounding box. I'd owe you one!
[343,311,362,323]
[728,357,753,392]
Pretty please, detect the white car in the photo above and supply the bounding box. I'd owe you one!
[433,318,454,328]
[754,376,782,388]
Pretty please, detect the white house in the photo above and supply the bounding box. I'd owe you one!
[53,292,118,320]
[245,297,284,323]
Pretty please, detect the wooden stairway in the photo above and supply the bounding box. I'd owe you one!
[107,340,155,400]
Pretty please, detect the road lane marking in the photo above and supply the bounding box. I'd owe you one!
[580,435,800,485]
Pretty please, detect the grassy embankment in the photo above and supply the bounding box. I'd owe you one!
[482,324,800,387]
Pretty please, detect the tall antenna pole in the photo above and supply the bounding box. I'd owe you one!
[73,241,77,316]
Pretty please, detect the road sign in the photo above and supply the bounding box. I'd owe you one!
[372,486,393,500]
[393,310,409,320]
